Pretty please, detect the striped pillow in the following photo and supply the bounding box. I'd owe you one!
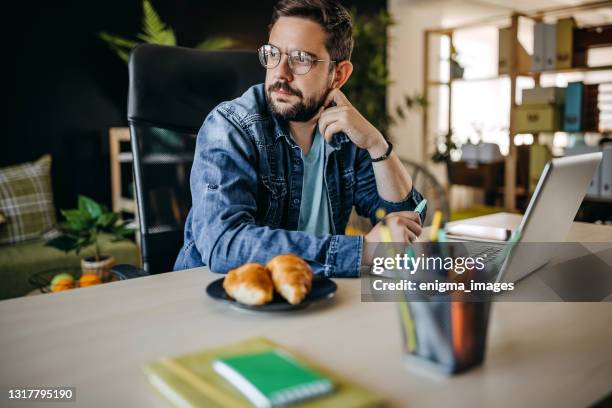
[0,155,56,245]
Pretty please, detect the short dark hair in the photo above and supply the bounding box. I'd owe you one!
[269,0,354,62]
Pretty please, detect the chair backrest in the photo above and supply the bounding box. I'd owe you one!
[128,44,264,273]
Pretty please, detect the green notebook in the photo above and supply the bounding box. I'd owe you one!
[214,350,333,407]
[143,337,386,408]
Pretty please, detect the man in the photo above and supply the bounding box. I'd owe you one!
[174,0,425,277]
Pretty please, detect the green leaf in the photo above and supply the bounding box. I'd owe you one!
[98,32,136,63]
[45,235,79,253]
[139,0,176,46]
[111,223,135,241]
[195,37,236,50]
[78,195,103,220]
[98,32,138,48]
[97,212,119,229]
[61,209,93,231]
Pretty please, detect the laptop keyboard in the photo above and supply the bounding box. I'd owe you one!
[469,245,504,260]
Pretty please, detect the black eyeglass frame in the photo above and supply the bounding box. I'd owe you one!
[258,44,336,75]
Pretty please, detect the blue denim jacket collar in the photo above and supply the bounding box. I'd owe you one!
[271,112,350,151]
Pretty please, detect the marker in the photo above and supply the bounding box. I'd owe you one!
[375,208,417,353]
[414,199,427,216]
[430,210,443,242]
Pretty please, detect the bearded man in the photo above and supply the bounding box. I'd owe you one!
[175,0,425,277]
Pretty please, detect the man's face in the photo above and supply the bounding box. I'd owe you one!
[265,16,334,122]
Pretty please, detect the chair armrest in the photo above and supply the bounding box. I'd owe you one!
[110,264,149,280]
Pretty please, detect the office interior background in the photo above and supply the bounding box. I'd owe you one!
[2,0,612,300]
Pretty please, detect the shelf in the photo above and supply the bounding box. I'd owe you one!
[118,152,133,163]
[427,65,612,87]
[583,196,612,204]
[528,65,612,76]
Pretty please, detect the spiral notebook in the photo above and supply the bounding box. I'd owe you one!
[214,350,333,407]
[143,337,385,408]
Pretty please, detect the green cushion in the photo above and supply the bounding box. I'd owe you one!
[0,233,140,300]
[0,155,56,245]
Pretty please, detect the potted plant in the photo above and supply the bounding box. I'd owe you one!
[98,0,236,63]
[431,130,459,181]
[450,44,465,79]
[344,9,428,139]
[46,196,134,278]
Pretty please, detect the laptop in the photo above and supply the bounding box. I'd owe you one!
[456,152,603,283]
[369,152,602,283]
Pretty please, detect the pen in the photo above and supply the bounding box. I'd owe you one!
[376,208,417,353]
[430,210,443,242]
[414,198,427,216]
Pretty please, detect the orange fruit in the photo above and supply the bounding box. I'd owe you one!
[50,273,75,292]
[51,280,74,292]
[79,274,102,287]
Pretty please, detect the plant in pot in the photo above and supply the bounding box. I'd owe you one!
[98,0,236,62]
[431,130,459,181]
[450,44,465,80]
[46,196,134,279]
[344,8,428,139]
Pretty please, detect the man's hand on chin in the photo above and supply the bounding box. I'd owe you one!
[317,88,388,155]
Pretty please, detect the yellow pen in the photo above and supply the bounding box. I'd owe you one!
[430,210,443,242]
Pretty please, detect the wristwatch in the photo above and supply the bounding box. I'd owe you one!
[370,141,393,162]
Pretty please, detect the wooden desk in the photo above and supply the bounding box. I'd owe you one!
[1,213,611,407]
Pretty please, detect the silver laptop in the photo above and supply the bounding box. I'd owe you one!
[478,152,602,283]
[369,152,602,283]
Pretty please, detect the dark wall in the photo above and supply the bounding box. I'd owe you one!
[6,0,385,212]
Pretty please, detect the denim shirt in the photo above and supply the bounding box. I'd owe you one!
[174,84,425,277]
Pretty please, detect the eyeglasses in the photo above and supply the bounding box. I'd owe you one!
[258,44,335,75]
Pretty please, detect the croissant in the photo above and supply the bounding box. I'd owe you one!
[223,263,274,305]
[266,254,313,305]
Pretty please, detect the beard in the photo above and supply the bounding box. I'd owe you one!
[265,81,328,122]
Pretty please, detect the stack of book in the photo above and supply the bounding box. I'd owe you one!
[564,82,600,133]
[143,337,385,408]
[532,18,575,71]
[532,18,612,72]
[516,86,565,133]
[498,26,532,75]
[515,83,600,134]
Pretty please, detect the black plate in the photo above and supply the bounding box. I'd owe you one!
[206,276,337,311]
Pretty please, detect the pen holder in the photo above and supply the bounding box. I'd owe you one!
[399,299,491,375]
[397,243,492,375]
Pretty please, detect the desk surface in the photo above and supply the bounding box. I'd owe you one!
[1,213,611,407]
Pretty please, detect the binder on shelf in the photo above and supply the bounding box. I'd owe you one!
[564,82,583,132]
[522,87,565,106]
[544,23,557,70]
[516,104,561,133]
[573,24,612,68]
[601,147,612,198]
[556,18,575,69]
[532,22,546,72]
[574,24,612,49]
[498,27,532,75]
[582,84,599,132]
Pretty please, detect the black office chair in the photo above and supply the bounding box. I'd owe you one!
[112,44,264,279]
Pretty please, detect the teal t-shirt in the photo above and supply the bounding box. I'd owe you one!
[297,128,331,236]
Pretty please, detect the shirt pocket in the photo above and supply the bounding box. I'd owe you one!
[261,175,287,226]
